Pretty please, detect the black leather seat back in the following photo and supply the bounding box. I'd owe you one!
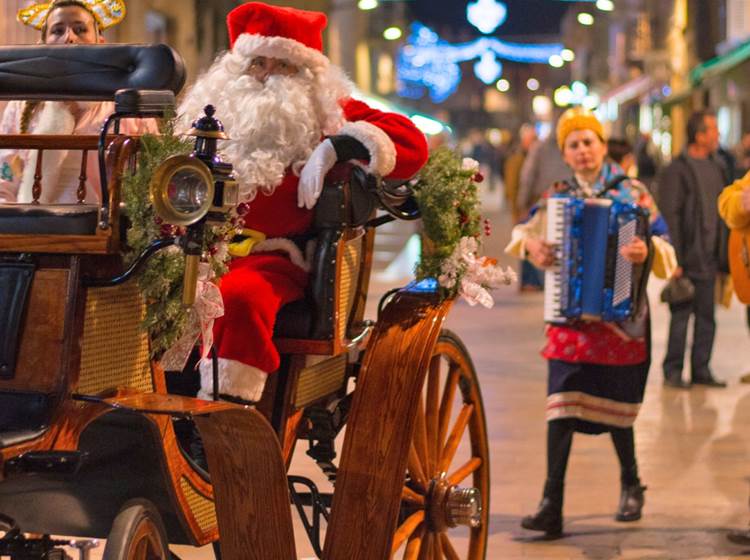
[274,166,378,341]
[0,44,186,101]
[0,204,99,235]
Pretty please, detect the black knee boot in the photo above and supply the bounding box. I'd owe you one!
[521,419,575,537]
[615,465,646,522]
[521,479,564,537]
[611,428,646,522]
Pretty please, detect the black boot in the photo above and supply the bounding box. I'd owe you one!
[521,481,563,538]
[615,482,646,522]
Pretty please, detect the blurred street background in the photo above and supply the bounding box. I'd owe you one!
[5,0,750,557]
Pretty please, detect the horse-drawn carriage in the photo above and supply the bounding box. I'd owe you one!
[0,44,489,559]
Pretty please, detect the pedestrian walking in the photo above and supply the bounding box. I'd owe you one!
[504,123,536,222]
[659,110,728,388]
[506,108,675,538]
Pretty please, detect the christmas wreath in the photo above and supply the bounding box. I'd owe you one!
[122,125,237,358]
[411,147,515,307]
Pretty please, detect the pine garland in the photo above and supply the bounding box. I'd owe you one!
[411,147,514,305]
[122,125,234,358]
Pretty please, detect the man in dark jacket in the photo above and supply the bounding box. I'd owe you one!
[659,110,727,388]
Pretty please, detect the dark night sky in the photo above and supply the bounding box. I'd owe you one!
[409,0,574,38]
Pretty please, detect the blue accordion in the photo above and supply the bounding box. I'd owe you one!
[544,196,649,323]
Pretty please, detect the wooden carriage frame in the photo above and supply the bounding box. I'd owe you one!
[0,44,491,560]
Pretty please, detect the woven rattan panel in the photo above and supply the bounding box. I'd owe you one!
[77,282,153,395]
[180,476,217,533]
[294,353,347,409]
[337,235,362,339]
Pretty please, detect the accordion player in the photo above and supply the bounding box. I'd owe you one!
[544,195,651,324]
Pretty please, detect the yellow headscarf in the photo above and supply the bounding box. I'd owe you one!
[556,107,605,150]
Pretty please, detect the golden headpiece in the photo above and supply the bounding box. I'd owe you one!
[18,0,126,31]
[556,107,605,150]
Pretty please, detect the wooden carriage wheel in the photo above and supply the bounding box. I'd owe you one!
[391,330,490,559]
[102,499,170,560]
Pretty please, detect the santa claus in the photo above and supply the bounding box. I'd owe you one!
[178,2,429,403]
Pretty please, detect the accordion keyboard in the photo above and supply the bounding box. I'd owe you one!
[544,197,566,323]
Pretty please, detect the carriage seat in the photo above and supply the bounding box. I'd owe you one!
[0,44,185,101]
[0,204,99,235]
[273,165,377,342]
[0,391,53,448]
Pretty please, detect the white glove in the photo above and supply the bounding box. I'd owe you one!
[298,139,338,210]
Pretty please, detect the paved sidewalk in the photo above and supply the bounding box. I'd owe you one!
[74,207,750,559]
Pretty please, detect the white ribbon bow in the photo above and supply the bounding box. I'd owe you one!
[160,263,225,371]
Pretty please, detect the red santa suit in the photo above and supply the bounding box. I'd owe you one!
[190,2,429,401]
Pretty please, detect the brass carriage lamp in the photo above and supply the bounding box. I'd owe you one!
[149,105,239,305]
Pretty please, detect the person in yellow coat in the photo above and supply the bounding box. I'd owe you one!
[718,173,750,382]
[719,171,750,231]
[720,172,750,546]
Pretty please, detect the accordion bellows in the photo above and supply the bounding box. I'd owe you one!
[544,196,649,323]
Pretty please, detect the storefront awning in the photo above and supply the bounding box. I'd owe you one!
[599,75,653,105]
[690,39,750,86]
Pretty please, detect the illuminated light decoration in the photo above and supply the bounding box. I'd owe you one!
[527,78,540,91]
[467,0,508,34]
[533,95,552,117]
[496,78,510,92]
[358,0,378,10]
[596,0,614,11]
[578,12,594,25]
[561,48,575,61]
[549,54,564,67]
[582,94,600,110]
[555,81,595,108]
[397,22,563,102]
[554,86,573,106]
[571,80,588,97]
[474,52,503,84]
[383,26,403,41]
[607,99,618,121]
[411,114,445,135]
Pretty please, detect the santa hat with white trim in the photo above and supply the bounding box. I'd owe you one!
[228,2,331,72]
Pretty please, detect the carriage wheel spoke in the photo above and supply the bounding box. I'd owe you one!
[438,404,474,473]
[439,533,461,560]
[437,365,460,449]
[392,511,425,556]
[448,457,483,486]
[402,485,426,505]
[408,443,428,492]
[425,354,442,473]
[432,531,444,560]
[418,532,433,560]
[403,525,425,560]
[414,395,431,477]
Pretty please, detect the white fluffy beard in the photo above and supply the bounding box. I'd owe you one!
[179,57,326,200]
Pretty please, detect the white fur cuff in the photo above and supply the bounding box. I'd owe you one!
[338,121,397,177]
[233,33,329,72]
[252,237,309,271]
[198,358,268,402]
